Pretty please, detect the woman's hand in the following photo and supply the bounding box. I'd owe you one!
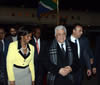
[32,81,35,85]
[10,81,15,85]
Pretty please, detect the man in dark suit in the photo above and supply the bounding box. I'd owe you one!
[95,35,100,85]
[30,26,48,85]
[47,25,81,85]
[0,27,10,85]
[69,24,91,85]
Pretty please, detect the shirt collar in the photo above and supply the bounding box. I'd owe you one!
[71,35,78,43]
[1,39,4,43]
[33,37,40,42]
[58,41,66,48]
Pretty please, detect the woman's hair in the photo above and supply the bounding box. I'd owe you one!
[18,25,32,40]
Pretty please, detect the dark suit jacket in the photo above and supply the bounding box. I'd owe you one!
[0,38,10,82]
[48,40,80,72]
[68,36,91,70]
[30,37,48,66]
[30,37,48,85]
[47,40,80,85]
[0,39,10,70]
[95,35,100,68]
[0,41,3,70]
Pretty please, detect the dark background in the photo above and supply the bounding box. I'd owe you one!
[0,0,99,12]
[0,0,99,54]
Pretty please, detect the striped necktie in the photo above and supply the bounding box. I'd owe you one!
[61,44,66,56]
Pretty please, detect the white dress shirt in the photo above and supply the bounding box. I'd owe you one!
[70,35,80,58]
[12,36,17,42]
[34,37,40,51]
[58,41,66,52]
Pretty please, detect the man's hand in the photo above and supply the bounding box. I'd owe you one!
[90,58,94,64]
[87,69,92,77]
[59,66,72,76]
[92,67,96,74]
[59,68,67,76]
[10,81,15,85]
[64,66,72,72]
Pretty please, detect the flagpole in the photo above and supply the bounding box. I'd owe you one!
[57,0,59,25]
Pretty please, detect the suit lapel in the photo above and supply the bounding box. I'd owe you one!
[39,39,43,54]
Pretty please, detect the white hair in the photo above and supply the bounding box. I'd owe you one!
[55,25,67,36]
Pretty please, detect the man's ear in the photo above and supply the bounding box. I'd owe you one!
[73,29,75,33]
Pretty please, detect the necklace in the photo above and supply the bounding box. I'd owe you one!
[22,45,27,50]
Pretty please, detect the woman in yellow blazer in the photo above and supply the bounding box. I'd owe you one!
[7,26,35,85]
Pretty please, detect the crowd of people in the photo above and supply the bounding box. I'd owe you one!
[0,24,99,85]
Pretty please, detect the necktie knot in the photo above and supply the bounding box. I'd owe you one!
[75,39,77,44]
[61,44,63,48]
[61,44,66,56]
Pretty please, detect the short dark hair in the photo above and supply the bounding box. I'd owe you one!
[73,23,82,30]
[71,23,83,34]
[18,25,32,40]
[10,26,17,30]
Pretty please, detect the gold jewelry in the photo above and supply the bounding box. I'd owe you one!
[22,45,27,50]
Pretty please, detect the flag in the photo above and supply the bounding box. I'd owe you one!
[37,0,57,17]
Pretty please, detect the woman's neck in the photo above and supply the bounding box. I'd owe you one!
[20,40,27,49]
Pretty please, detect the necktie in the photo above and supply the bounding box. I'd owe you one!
[36,40,39,54]
[61,44,66,55]
[75,39,78,50]
[75,39,79,58]
[75,39,77,44]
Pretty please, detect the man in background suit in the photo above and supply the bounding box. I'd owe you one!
[6,26,18,43]
[69,24,91,85]
[95,35,100,85]
[0,41,4,85]
[0,27,10,85]
[30,26,48,85]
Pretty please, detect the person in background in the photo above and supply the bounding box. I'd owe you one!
[30,25,48,85]
[6,26,18,43]
[0,27,10,85]
[69,23,91,85]
[94,35,100,85]
[7,26,35,85]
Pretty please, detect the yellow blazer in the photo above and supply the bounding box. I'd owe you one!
[7,41,35,81]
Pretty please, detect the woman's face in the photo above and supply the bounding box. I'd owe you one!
[22,33,32,44]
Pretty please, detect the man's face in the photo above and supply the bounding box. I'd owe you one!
[10,28,17,36]
[73,26,83,38]
[55,29,66,43]
[34,28,40,39]
[0,29,5,40]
